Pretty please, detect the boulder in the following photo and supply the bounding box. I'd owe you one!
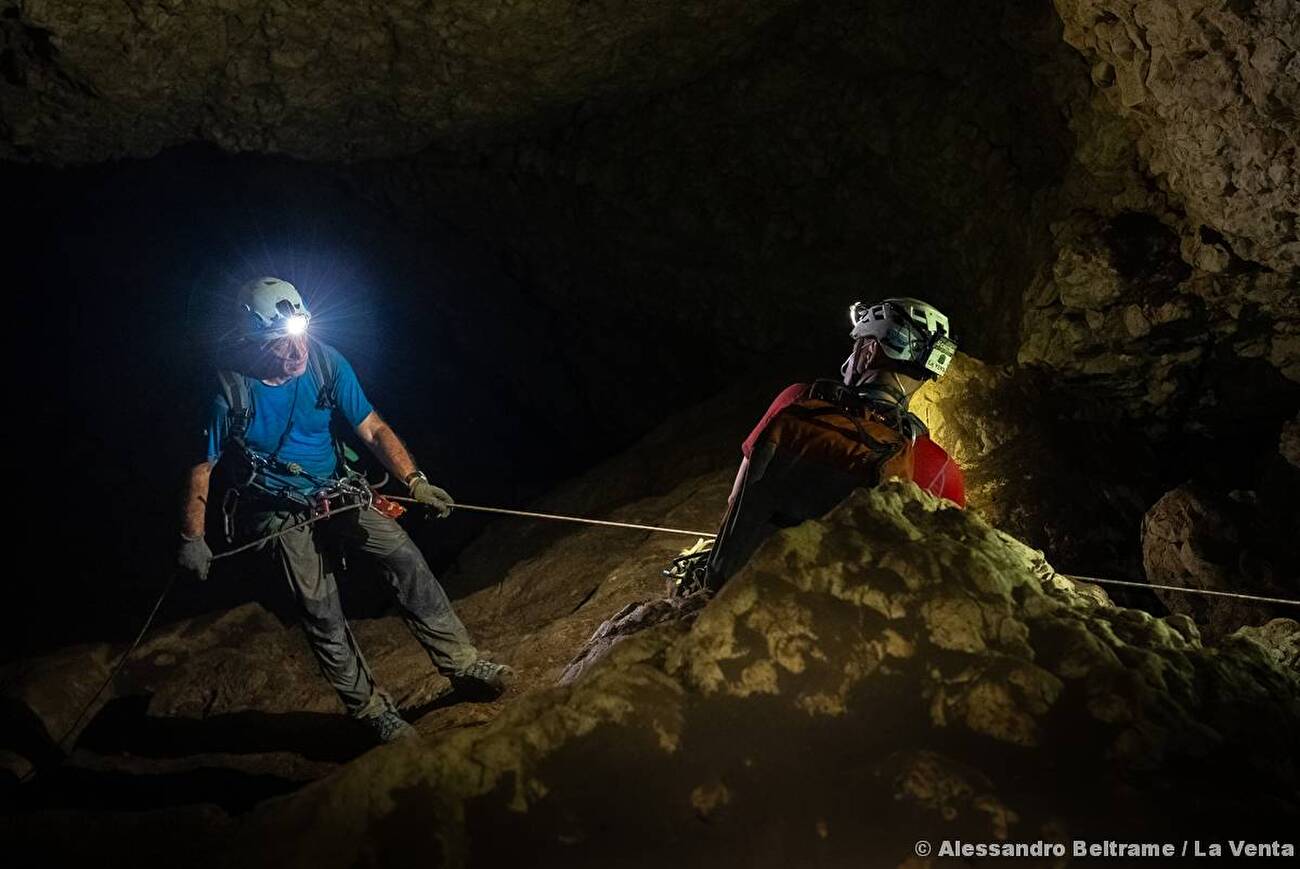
[191,484,1299,868]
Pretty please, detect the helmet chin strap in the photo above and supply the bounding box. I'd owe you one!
[892,370,917,405]
[842,339,921,407]
[848,368,908,406]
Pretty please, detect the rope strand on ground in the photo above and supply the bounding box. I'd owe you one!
[18,502,369,785]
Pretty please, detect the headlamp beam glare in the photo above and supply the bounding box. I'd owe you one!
[285,314,308,336]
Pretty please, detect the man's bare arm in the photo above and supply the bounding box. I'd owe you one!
[355,411,418,484]
[182,461,214,538]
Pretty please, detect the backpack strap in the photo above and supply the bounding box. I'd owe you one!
[307,338,339,410]
[216,368,253,446]
[806,378,929,441]
[306,339,362,471]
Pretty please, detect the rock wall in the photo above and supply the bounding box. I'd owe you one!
[1021,0,1300,448]
[1140,409,1300,638]
[1055,0,1300,272]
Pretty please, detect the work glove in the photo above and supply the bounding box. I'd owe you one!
[409,475,455,519]
[178,534,214,581]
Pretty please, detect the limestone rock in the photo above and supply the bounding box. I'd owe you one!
[1,640,118,770]
[1056,0,1300,272]
[0,0,796,163]
[559,594,708,686]
[161,485,1297,867]
[911,353,1151,579]
[1236,619,1300,675]
[1141,482,1299,639]
[1282,411,1300,469]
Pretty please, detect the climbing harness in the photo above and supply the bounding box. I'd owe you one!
[216,337,377,542]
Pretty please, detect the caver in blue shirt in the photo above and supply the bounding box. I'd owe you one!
[205,343,374,495]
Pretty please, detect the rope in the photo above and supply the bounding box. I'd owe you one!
[1064,574,1300,609]
[388,496,717,539]
[216,502,366,559]
[18,502,368,785]
[22,494,1297,787]
[393,496,1300,607]
[17,573,179,785]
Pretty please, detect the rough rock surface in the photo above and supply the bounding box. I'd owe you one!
[1140,409,1300,638]
[911,354,1154,581]
[1141,481,1300,639]
[1,0,795,163]
[78,484,1300,867]
[1055,0,1300,272]
[12,483,1300,864]
[1020,1,1300,447]
[1237,618,1300,674]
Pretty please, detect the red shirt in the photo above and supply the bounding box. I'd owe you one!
[741,383,966,508]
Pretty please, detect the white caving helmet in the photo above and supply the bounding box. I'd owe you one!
[844,297,957,381]
[235,277,311,340]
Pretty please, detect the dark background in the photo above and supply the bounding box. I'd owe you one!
[7,144,743,662]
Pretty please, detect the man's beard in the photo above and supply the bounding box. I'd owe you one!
[240,335,308,380]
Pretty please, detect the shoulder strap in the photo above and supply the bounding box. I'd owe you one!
[307,338,339,410]
[900,411,929,440]
[306,339,362,471]
[217,369,253,444]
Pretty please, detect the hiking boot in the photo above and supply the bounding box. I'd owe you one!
[450,659,513,701]
[356,695,417,744]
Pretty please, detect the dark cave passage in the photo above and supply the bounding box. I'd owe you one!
[3,0,1299,861]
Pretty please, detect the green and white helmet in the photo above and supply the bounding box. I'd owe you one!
[236,277,311,339]
[847,297,956,379]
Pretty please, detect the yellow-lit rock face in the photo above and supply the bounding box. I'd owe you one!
[204,484,1299,868]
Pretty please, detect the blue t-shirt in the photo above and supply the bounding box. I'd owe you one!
[205,344,374,494]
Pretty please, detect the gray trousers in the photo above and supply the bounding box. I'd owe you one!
[246,505,478,715]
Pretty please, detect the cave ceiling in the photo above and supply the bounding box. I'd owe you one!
[1,0,796,163]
